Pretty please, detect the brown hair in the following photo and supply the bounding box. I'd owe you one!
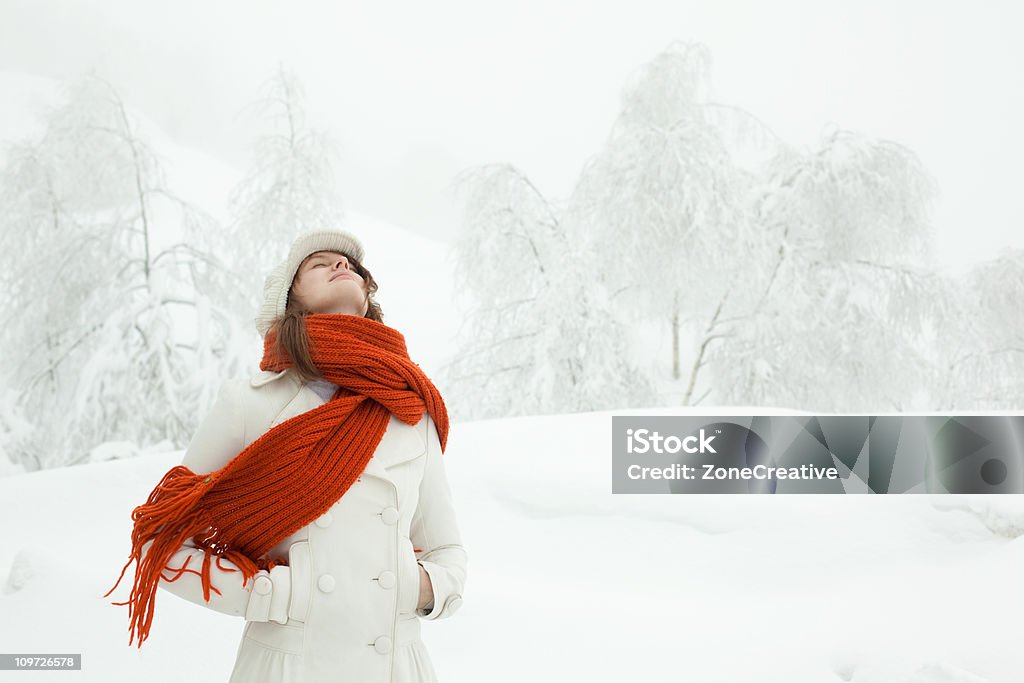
[271,250,383,382]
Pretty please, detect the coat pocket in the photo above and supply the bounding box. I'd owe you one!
[242,620,305,656]
[398,542,421,615]
[287,541,312,623]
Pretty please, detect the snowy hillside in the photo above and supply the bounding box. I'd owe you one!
[2,407,1023,683]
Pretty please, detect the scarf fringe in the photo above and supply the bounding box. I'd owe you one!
[103,465,261,648]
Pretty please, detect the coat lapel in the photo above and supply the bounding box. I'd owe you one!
[375,413,428,468]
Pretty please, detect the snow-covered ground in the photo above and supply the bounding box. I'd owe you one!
[2,407,1023,683]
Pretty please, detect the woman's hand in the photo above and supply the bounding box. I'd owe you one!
[416,562,434,611]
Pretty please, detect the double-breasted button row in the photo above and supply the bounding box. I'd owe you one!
[314,511,333,528]
[380,506,399,525]
[318,574,336,593]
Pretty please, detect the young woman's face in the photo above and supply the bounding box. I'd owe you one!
[289,250,369,317]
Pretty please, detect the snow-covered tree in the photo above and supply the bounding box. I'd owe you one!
[221,64,345,321]
[437,40,988,416]
[441,163,656,420]
[934,249,1024,408]
[567,41,770,405]
[708,128,941,411]
[0,74,242,471]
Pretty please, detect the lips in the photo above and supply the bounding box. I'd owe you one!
[330,272,355,282]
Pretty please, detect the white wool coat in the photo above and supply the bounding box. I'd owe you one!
[151,367,468,682]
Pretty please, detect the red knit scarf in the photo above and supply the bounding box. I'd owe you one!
[104,314,449,648]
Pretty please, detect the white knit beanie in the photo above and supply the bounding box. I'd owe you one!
[254,228,366,338]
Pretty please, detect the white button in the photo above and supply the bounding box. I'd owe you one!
[253,575,272,595]
[377,570,396,589]
[315,512,333,528]
[380,506,399,525]
[373,635,393,654]
[318,574,336,593]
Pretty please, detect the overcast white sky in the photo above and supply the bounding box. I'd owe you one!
[1,0,1021,269]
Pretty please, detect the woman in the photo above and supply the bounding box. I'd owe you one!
[106,228,468,682]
